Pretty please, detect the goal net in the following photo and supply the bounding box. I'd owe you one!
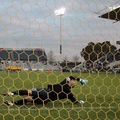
[0,0,120,120]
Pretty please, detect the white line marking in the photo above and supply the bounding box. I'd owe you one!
[0,106,118,111]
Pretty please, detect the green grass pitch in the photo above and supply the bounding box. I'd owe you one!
[0,71,120,120]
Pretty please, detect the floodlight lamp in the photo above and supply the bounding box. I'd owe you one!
[55,7,66,16]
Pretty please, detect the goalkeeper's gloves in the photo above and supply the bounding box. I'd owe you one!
[79,78,88,85]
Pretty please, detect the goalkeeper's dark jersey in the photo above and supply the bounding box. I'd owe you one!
[48,79,77,103]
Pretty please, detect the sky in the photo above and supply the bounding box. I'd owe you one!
[0,0,120,62]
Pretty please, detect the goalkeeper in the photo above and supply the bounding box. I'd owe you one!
[3,76,88,106]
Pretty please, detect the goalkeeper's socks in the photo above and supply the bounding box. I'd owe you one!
[14,99,27,105]
[13,90,28,95]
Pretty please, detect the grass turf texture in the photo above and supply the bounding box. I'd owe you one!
[0,71,120,120]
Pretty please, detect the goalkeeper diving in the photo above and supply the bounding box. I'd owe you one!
[2,76,88,106]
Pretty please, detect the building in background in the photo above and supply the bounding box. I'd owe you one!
[0,48,47,62]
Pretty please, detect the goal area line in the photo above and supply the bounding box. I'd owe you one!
[0,106,118,111]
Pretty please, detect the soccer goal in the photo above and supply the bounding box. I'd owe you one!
[0,0,120,120]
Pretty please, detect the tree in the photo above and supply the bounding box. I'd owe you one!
[63,55,69,62]
[73,55,79,62]
[47,50,56,64]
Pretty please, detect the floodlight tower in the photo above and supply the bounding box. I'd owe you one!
[55,7,65,63]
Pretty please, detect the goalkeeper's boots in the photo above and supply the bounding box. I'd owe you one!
[2,92,14,96]
[79,100,85,104]
[79,78,88,86]
[4,100,13,106]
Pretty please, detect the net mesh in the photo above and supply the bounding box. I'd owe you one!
[0,0,120,120]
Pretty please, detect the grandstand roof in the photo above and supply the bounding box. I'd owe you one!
[99,7,120,22]
[0,48,47,62]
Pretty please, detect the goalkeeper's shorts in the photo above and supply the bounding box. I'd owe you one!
[31,88,50,104]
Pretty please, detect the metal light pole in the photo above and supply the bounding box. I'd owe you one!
[55,7,65,63]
